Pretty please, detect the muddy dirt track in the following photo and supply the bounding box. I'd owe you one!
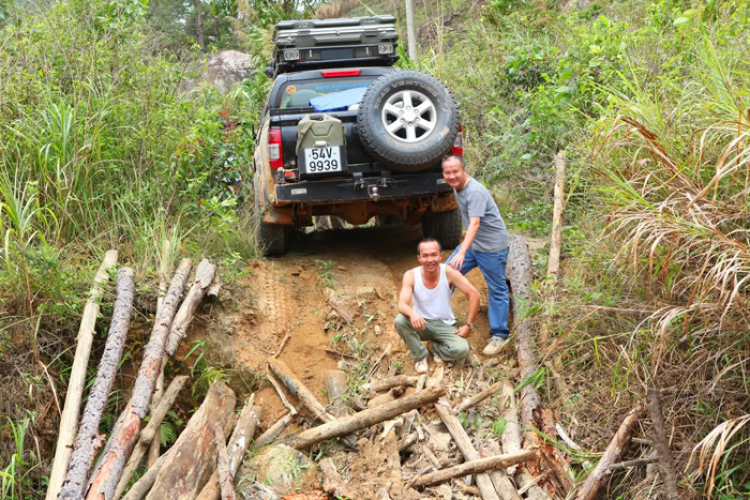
[224,225,505,428]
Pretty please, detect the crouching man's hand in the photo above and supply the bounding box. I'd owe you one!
[410,313,426,332]
[456,324,471,338]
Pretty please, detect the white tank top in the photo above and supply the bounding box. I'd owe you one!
[412,264,455,325]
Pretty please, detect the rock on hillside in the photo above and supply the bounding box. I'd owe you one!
[182,50,256,94]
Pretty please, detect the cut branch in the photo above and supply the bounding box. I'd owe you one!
[411,449,538,488]
[647,384,680,499]
[283,385,445,450]
[575,405,645,500]
[362,375,419,393]
[212,424,235,500]
[47,250,118,500]
[455,380,503,413]
[268,359,331,422]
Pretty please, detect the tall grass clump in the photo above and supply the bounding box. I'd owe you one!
[590,11,750,497]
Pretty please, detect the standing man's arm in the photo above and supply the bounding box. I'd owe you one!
[449,216,480,270]
[445,267,480,338]
[398,270,425,331]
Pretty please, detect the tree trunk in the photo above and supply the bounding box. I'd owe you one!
[575,405,645,500]
[433,400,499,500]
[145,382,236,500]
[193,0,206,51]
[411,449,538,488]
[114,376,189,500]
[86,259,192,500]
[196,395,262,500]
[46,250,118,500]
[60,267,133,500]
[283,386,445,450]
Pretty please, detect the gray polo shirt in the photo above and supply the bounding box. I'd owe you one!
[454,178,509,253]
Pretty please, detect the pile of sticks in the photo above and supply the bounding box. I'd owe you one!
[46,254,220,500]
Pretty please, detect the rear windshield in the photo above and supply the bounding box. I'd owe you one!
[277,76,376,109]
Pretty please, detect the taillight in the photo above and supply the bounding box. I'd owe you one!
[451,124,463,156]
[321,70,361,77]
[269,128,283,170]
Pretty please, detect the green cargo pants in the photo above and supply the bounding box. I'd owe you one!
[394,313,469,362]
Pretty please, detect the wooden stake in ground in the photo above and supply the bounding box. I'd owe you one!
[114,376,189,500]
[145,382,236,500]
[60,267,134,500]
[433,399,499,500]
[86,259,192,500]
[547,150,566,281]
[196,395,262,500]
[283,385,445,450]
[575,405,646,500]
[411,449,538,488]
[647,384,680,499]
[46,250,118,500]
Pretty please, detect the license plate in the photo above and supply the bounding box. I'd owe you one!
[303,147,342,174]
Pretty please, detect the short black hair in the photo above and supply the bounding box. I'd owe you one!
[441,154,465,169]
[417,237,441,255]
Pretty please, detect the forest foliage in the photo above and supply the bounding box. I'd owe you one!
[1,0,749,498]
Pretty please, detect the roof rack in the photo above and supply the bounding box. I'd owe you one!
[270,16,399,76]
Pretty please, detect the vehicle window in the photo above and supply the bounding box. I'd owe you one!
[277,76,376,109]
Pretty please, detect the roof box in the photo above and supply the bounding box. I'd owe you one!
[271,16,399,76]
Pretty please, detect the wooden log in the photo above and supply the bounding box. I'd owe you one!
[253,412,293,449]
[283,386,445,450]
[325,370,350,417]
[207,272,221,299]
[86,259,192,500]
[362,375,419,393]
[148,239,173,468]
[212,424,236,500]
[164,259,216,356]
[411,449,538,488]
[268,359,332,423]
[499,382,523,474]
[196,394,262,500]
[382,423,404,499]
[433,399,499,500]
[575,405,645,500]
[113,376,189,500]
[60,267,134,500]
[547,150,566,281]
[507,236,542,430]
[647,384,679,499]
[319,458,353,499]
[47,250,118,500]
[120,449,171,500]
[144,382,237,500]
[455,380,503,413]
[483,441,523,500]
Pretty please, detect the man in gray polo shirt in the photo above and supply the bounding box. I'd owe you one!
[442,155,510,356]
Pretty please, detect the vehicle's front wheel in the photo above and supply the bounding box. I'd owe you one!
[422,209,463,250]
[254,185,290,256]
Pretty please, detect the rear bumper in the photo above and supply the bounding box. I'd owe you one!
[274,171,452,203]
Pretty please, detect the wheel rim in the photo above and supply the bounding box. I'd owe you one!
[381,90,437,142]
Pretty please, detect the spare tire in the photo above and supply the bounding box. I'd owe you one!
[357,70,459,172]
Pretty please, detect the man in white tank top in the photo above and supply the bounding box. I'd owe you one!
[395,238,480,374]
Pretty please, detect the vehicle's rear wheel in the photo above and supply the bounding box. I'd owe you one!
[357,70,459,172]
[422,209,463,250]
[254,184,290,256]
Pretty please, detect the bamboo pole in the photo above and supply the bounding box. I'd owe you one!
[46,250,118,500]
